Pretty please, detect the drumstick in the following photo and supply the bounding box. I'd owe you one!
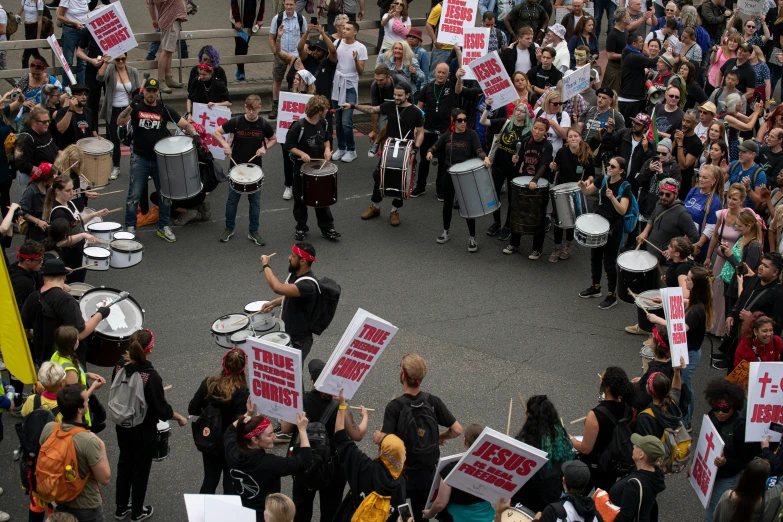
[348,406,376,412]
[65,160,80,174]
[229,156,245,176]
[506,398,513,436]
[247,154,259,163]
[89,189,124,197]
[641,236,665,254]
[163,385,172,391]
[231,310,266,325]
[570,416,588,425]
[318,159,329,172]
[561,417,565,428]
[517,393,525,413]
[635,239,643,251]
[70,263,98,271]
[105,208,122,214]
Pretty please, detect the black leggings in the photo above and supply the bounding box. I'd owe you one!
[107,106,127,167]
[115,431,155,519]
[554,226,575,244]
[591,228,624,293]
[292,463,346,522]
[283,146,294,187]
[492,162,516,227]
[22,23,38,68]
[200,449,231,494]
[442,171,475,235]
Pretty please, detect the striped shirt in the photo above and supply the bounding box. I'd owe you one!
[269,11,306,56]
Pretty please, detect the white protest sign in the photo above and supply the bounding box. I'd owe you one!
[86,1,137,57]
[247,337,303,424]
[192,102,232,160]
[315,308,398,400]
[276,91,313,144]
[425,454,464,510]
[738,0,763,15]
[745,361,783,442]
[689,415,725,508]
[47,35,75,85]
[444,428,548,504]
[204,496,255,522]
[468,51,518,108]
[436,0,480,46]
[561,64,591,101]
[184,495,243,522]
[661,287,689,366]
[554,5,594,24]
[461,28,490,81]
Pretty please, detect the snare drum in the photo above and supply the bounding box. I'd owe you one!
[510,176,550,235]
[449,158,499,218]
[109,240,143,269]
[499,506,537,521]
[301,161,338,207]
[379,138,415,200]
[86,221,121,242]
[68,282,94,300]
[228,163,265,194]
[154,421,171,461]
[80,287,145,367]
[113,231,135,241]
[82,247,110,270]
[78,138,114,188]
[550,182,587,229]
[575,214,610,248]
[635,289,664,332]
[244,301,275,332]
[230,329,255,346]
[259,331,292,347]
[212,314,249,348]
[641,344,655,372]
[154,136,203,200]
[617,251,659,304]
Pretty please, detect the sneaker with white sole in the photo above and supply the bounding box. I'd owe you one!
[468,237,478,252]
[126,226,136,234]
[116,505,132,520]
[283,186,293,200]
[219,228,234,242]
[503,245,517,254]
[368,142,379,157]
[548,247,562,263]
[248,231,265,245]
[332,149,346,161]
[157,226,176,243]
[598,292,618,310]
[579,285,602,298]
[0,511,9,522]
[110,167,120,180]
[436,230,451,244]
[528,251,541,260]
[341,150,357,163]
[131,506,154,521]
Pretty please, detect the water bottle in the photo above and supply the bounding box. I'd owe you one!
[5,384,15,402]
[65,465,77,482]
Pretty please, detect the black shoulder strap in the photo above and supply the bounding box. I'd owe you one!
[320,399,339,424]
[34,394,41,411]
[551,500,568,519]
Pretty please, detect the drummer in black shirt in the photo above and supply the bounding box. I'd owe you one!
[185,64,231,121]
[55,84,99,149]
[284,95,340,240]
[349,80,424,227]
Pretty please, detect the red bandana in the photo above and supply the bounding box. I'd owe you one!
[17,248,43,260]
[142,329,155,353]
[222,348,247,376]
[652,327,669,353]
[197,63,214,72]
[292,245,316,263]
[243,417,271,439]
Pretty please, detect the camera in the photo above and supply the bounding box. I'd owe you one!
[13,206,25,221]
[10,91,20,100]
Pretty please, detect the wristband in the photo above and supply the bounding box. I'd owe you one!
[338,405,347,410]
[262,264,270,270]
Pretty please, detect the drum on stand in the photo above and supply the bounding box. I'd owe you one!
[82,247,111,271]
[575,214,610,248]
[109,239,144,269]
[550,182,587,229]
[80,287,145,367]
[510,176,549,235]
[78,138,114,188]
[449,158,499,218]
[153,421,171,461]
[259,331,292,347]
[379,138,415,200]
[230,329,255,346]
[86,221,121,242]
[228,163,264,194]
[212,314,249,348]
[244,301,276,332]
[617,250,659,304]
[636,289,664,332]
[302,161,338,207]
[154,136,202,200]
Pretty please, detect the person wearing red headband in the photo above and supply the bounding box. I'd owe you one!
[633,359,685,441]
[372,353,462,521]
[185,62,231,124]
[111,328,188,522]
[636,176,698,265]
[260,242,321,362]
[225,398,312,520]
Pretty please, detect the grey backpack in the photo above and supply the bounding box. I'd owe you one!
[107,368,147,428]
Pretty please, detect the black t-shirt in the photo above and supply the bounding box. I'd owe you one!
[187,78,230,105]
[131,102,182,159]
[49,204,84,269]
[490,119,526,168]
[21,286,86,364]
[521,137,553,181]
[55,107,97,148]
[280,271,319,343]
[381,392,457,439]
[527,64,563,91]
[9,263,41,311]
[302,390,339,450]
[720,59,757,92]
[679,133,703,198]
[78,28,101,73]
[606,28,627,63]
[652,102,684,136]
[221,115,275,166]
[284,118,328,161]
[313,57,337,99]
[596,177,631,231]
[758,146,783,188]
[686,303,707,352]
[19,184,47,242]
[590,400,628,458]
[418,77,459,132]
[666,261,691,288]
[380,101,423,141]
[440,461,485,505]
[371,80,395,106]
[554,146,591,185]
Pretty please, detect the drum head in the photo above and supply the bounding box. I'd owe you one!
[575,214,610,234]
[553,182,580,193]
[512,176,549,189]
[110,239,143,253]
[156,420,170,431]
[260,332,291,346]
[636,289,662,310]
[87,221,121,232]
[83,247,110,259]
[79,287,144,338]
[244,301,268,313]
[302,160,338,175]
[617,250,658,272]
[113,231,135,241]
[68,282,94,297]
[78,137,114,154]
[229,164,264,183]
[154,136,195,155]
[230,329,254,344]
[450,158,485,173]
[212,314,248,334]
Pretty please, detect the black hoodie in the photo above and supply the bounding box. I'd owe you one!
[634,392,684,440]
[609,468,666,522]
[111,359,173,444]
[539,494,601,522]
[333,430,407,522]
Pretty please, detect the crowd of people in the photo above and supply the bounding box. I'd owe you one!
[5,0,783,521]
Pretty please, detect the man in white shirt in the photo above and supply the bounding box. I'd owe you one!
[268,0,306,119]
[331,21,367,164]
[544,23,569,73]
[500,26,536,77]
[645,17,681,56]
[694,101,716,143]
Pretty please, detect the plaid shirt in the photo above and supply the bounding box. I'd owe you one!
[535,86,587,120]
[270,11,306,56]
[147,0,188,31]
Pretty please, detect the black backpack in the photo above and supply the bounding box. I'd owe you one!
[596,404,636,477]
[15,395,59,493]
[289,400,339,490]
[551,497,602,522]
[191,400,224,455]
[297,276,341,336]
[395,392,440,468]
[276,11,306,33]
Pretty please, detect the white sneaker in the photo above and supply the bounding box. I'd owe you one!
[0,510,9,522]
[283,186,293,200]
[110,167,120,180]
[332,149,346,161]
[341,150,357,163]
[157,226,176,243]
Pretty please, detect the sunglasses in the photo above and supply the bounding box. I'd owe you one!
[115,57,127,62]
[712,405,732,414]
[608,164,619,169]
[36,119,51,124]
[551,101,563,106]
[30,63,46,70]
[668,94,680,99]
[657,151,669,156]
[245,104,261,110]
[746,24,756,28]
[698,110,711,114]
[659,192,675,197]
[455,118,467,123]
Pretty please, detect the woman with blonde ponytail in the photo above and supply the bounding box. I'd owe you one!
[112,329,188,521]
[684,165,724,261]
[188,348,250,494]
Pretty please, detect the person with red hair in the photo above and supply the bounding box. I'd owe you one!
[733,313,783,368]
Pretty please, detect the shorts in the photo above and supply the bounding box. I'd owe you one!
[160,20,182,53]
[273,54,289,82]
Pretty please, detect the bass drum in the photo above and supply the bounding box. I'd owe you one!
[302,160,338,208]
[617,250,659,304]
[80,287,145,367]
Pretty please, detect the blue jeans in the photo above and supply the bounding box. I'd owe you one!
[61,25,86,86]
[430,48,451,74]
[146,30,189,60]
[333,88,357,152]
[225,187,260,232]
[681,349,701,427]
[593,0,616,37]
[125,153,171,228]
[704,474,738,522]
[770,63,782,102]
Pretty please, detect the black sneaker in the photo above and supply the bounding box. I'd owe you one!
[436,192,444,202]
[294,229,306,241]
[598,292,618,310]
[273,425,292,443]
[320,228,341,240]
[116,506,131,520]
[486,222,501,236]
[411,186,426,197]
[579,285,602,298]
[131,506,153,521]
[712,358,730,370]
[498,227,511,241]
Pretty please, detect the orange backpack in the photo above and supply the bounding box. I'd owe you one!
[34,423,91,503]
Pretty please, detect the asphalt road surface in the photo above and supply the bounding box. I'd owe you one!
[0,131,714,522]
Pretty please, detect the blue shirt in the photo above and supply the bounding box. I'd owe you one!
[728,160,767,207]
[683,188,721,234]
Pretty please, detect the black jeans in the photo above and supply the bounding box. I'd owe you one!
[0,179,11,217]
[200,449,232,494]
[85,65,102,120]
[591,228,624,293]
[442,171,475,235]
[293,161,334,233]
[372,165,403,208]
[283,147,294,187]
[22,23,38,68]
[292,461,346,522]
[292,337,313,364]
[107,106,127,168]
[115,429,155,518]
[404,466,436,522]
[235,34,251,74]
[492,162,516,227]
[415,132,440,190]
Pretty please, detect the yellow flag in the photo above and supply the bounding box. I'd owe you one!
[0,258,36,384]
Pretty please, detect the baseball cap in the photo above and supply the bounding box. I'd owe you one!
[698,101,717,115]
[143,77,160,90]
[739,140,759,153]
[312,39,329,52]
[69,83,89,93]
[561,461,591,491]
[631,113,651,127]
[631,433,666,461]
[308,358,326,381]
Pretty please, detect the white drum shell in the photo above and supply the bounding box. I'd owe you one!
[244,301,275,331]
[211,314,249,348]
[575,214,610,248]
[82,247,110,270]
[109,240,144,268]
[86,221,121,242]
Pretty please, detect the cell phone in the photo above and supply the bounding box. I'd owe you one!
[652,155,660,163]
[397,503,413,520]
[771,422,783,434]
[311,16,318,25]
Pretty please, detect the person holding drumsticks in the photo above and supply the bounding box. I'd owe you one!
[213,94,277,246]
[577,157,632,310]
[426,109,490,253]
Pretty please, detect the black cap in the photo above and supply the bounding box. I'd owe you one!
[561,461,591,491]
[143,77,161,90]
[40,258,69,276]
[69,83,89,93]
[308,359,326,381]
[596,87,615,98]
[312,39,329,52]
